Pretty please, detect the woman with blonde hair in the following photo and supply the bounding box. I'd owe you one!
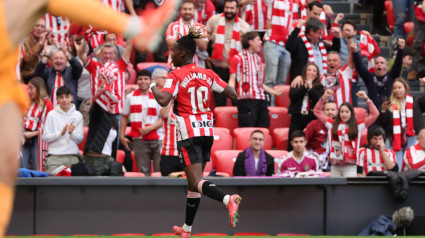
[22,77,53,170]
[376,78,424,170]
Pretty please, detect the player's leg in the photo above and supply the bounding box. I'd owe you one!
[47,0,179,50]
[0,102,24,237]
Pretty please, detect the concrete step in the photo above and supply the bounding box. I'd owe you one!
[324,1,351,13]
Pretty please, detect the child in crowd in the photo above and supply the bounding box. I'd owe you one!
[43,86,84,175]
[313,89,379,177]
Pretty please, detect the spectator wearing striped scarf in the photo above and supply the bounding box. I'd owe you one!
[206,0,251,106]
[286,17,340,83]
[376,78,424,170]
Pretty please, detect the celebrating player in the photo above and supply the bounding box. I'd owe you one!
[150,27,240,237]
[0,0,178,236]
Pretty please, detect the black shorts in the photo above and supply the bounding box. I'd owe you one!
[177,136,213,167]
[237,99,270,127]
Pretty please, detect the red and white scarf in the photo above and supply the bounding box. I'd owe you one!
[128,90,160,140]
[51,72,65,106]
[242,0,267,31]
[392,94,415,151]
[264,0,294,46]
[301,34,327,72]
[211,14,241,64]
[359,31,380,72]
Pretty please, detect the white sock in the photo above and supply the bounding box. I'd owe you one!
[183,223,191,232]
[223,195,230,206]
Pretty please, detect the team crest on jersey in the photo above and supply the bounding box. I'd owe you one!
[303,163,310,171]
[192,120,213,128]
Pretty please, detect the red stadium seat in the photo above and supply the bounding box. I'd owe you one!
[404,21,414,34]
[130,151,139,172]
[78,127,89,152]
[273,85,290,108]
[136,62,170,72]
[268,107,291,134]
[233,128,272,150]
[211,127,233,168]
[265,150,288,159]
[360,129,369,147]
[116,149,125,163]
[124,172,145,177]
[385,0,395,31]
[111,233,146,236]
[214,106,238,135]
[215,150,242,177]
[193,233,228,236]
[273,128,289,151]
[233,232,270,236]
[266,150,288,173]
[353,107,367,122]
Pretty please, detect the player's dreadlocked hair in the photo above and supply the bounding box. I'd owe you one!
[176,23,207,58]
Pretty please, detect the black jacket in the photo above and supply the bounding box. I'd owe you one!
[288,84,324,115]
[286,27,340,82]
[375,98,424,141]
[233,150,275,176]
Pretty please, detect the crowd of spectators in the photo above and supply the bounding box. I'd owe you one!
[18,0,425,177]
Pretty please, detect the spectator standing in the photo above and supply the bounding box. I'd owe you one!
[286,18,340,82]
[376,78,424,170]
[21,18,51,83]
[193,0,216,25]
[120,70,163,176]
[352,39,405,109]
[165,0,209,68]
[233,130,275,176]
[263,0,294,88]
[206,0,251,106]
[304,100,337,170]
[22,77,54,171]
[407,0,425,80]
[84,62,120,175]
[357,126,398,176]
[34,43,83,106]
[288,63,323,149]
[42,86,84,175]
[229,31,282,127]
[313,90,379,177]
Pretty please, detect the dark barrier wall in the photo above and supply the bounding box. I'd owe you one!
[7,177,425,235]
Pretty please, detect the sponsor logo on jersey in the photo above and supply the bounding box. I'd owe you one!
[191,120,213,128]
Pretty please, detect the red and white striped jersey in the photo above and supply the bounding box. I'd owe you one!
[194,0,216,25]
[325,118,366,166]
[320,65,353,108]
[403,143,425,171]
[358,147,396,175]
[85,58,127,114]
[102,0,125,12]
[165,19,208,68]
[241,0,268,31]
[44,13,70,46]
[161,103,179,156]
[24,98,53,131]
[263,0,295,46]
[162,64,228,141]
[229,50,266,100]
